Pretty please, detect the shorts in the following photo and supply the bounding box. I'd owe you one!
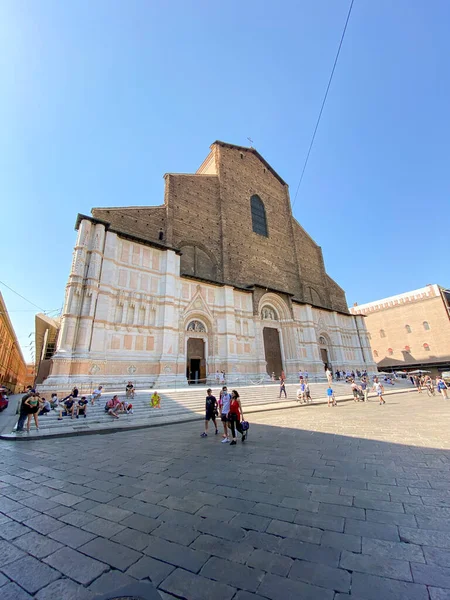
[221,413,229,422]
[205,411,216,421]
[352,390,359,398]
[377,391,383,396]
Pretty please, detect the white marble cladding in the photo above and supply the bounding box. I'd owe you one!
[44,218,376,388]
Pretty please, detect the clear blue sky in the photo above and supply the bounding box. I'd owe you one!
[1,0,449,362]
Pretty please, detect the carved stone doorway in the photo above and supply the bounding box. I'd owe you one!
[186,338,206,384]
[263,327,283,378]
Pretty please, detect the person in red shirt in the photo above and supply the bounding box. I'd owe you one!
[228,390,246,445]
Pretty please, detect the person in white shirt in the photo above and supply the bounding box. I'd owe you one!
[372,378,385,405]
[91,386,103,406]
[219,386,231,443]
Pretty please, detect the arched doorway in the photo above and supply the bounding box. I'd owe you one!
[186,320,207,384]
[319,335,331,370]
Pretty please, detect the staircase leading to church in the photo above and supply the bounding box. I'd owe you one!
[10,379,411,438]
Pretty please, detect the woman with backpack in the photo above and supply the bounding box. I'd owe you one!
[228,390,246,445]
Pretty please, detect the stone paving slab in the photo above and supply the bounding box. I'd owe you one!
[0,390,449,598]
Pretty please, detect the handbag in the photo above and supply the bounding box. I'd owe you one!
[240,420,250,431]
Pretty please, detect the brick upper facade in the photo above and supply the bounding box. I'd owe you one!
[92,141,348,314]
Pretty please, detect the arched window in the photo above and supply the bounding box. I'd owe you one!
[250,195,268,237]
[319,336,327,346]
[373,350,379,358]
[405,324,412,333]
[380,329,386,338]
[423,343,430,351]
[423,321,430,330]
[388,348,393,355]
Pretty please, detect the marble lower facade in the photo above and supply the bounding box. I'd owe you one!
[40,217,376,393]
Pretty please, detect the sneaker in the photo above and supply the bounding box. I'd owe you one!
[230,440,237,445]
[200,432,207,438]
[84,414,86,418]
[76,415,79,419]
[58,418,63,420]
[221,438,230,443]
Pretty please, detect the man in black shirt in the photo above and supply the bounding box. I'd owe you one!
[201,389,218,438]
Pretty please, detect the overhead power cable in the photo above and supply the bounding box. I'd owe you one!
[292,0,355,209]
[0,280,47,312]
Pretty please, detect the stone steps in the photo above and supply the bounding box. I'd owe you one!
[18,381,409,434]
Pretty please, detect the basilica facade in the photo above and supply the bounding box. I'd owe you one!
[42,141,375,389]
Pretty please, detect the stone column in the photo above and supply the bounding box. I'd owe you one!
[57,219,93,354]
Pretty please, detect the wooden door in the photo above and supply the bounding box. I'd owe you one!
[263,327,283,377]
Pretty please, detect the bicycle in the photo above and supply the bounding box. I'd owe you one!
[426,385,436,397]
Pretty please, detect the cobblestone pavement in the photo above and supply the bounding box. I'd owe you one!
[0,390,449,599]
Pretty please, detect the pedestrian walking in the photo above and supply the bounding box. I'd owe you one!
[372,378,386,405]
[219,386,231,443]
[228,390,246,445]
[297,382,306,403]
[279,380,287,398]
[351,380,360,402]
[361,378,369,402]
[326,368,333,384]
[437,377,448,400]
[201,388,218,437]
[327,385,337,407]
[305,381,312,402]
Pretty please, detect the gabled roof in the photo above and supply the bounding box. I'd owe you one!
[213,140,287,186]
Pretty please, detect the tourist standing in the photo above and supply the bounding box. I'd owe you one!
[201,388,218,437]
[15,391,35,433]
[326,368,332,384]
[25,393,41,432]
[372,378,386,405]
[279,380,287,399]
[219,386,231,443]
[228,390,246,445]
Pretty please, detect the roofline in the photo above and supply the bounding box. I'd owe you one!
[74,214,182,255]
[292,298,351,317]
[213,140,287,186]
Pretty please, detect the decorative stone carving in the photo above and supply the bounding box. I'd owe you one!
[127,365,137,374]
[187,320,206,332]
[89,364,100,375]
[261,306,277,320]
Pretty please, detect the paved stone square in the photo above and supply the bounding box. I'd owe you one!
[0,390,450,599]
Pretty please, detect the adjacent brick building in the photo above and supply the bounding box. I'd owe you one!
[350,284,450,374]
[41,141,375,390]
[0,291,27,393]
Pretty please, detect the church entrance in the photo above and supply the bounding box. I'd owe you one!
[186,338,206,384]
[320,348,330,369]
[263,327,283,377]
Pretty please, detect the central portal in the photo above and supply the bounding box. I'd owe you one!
[263,327,283,377]
[186,338,206,384]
